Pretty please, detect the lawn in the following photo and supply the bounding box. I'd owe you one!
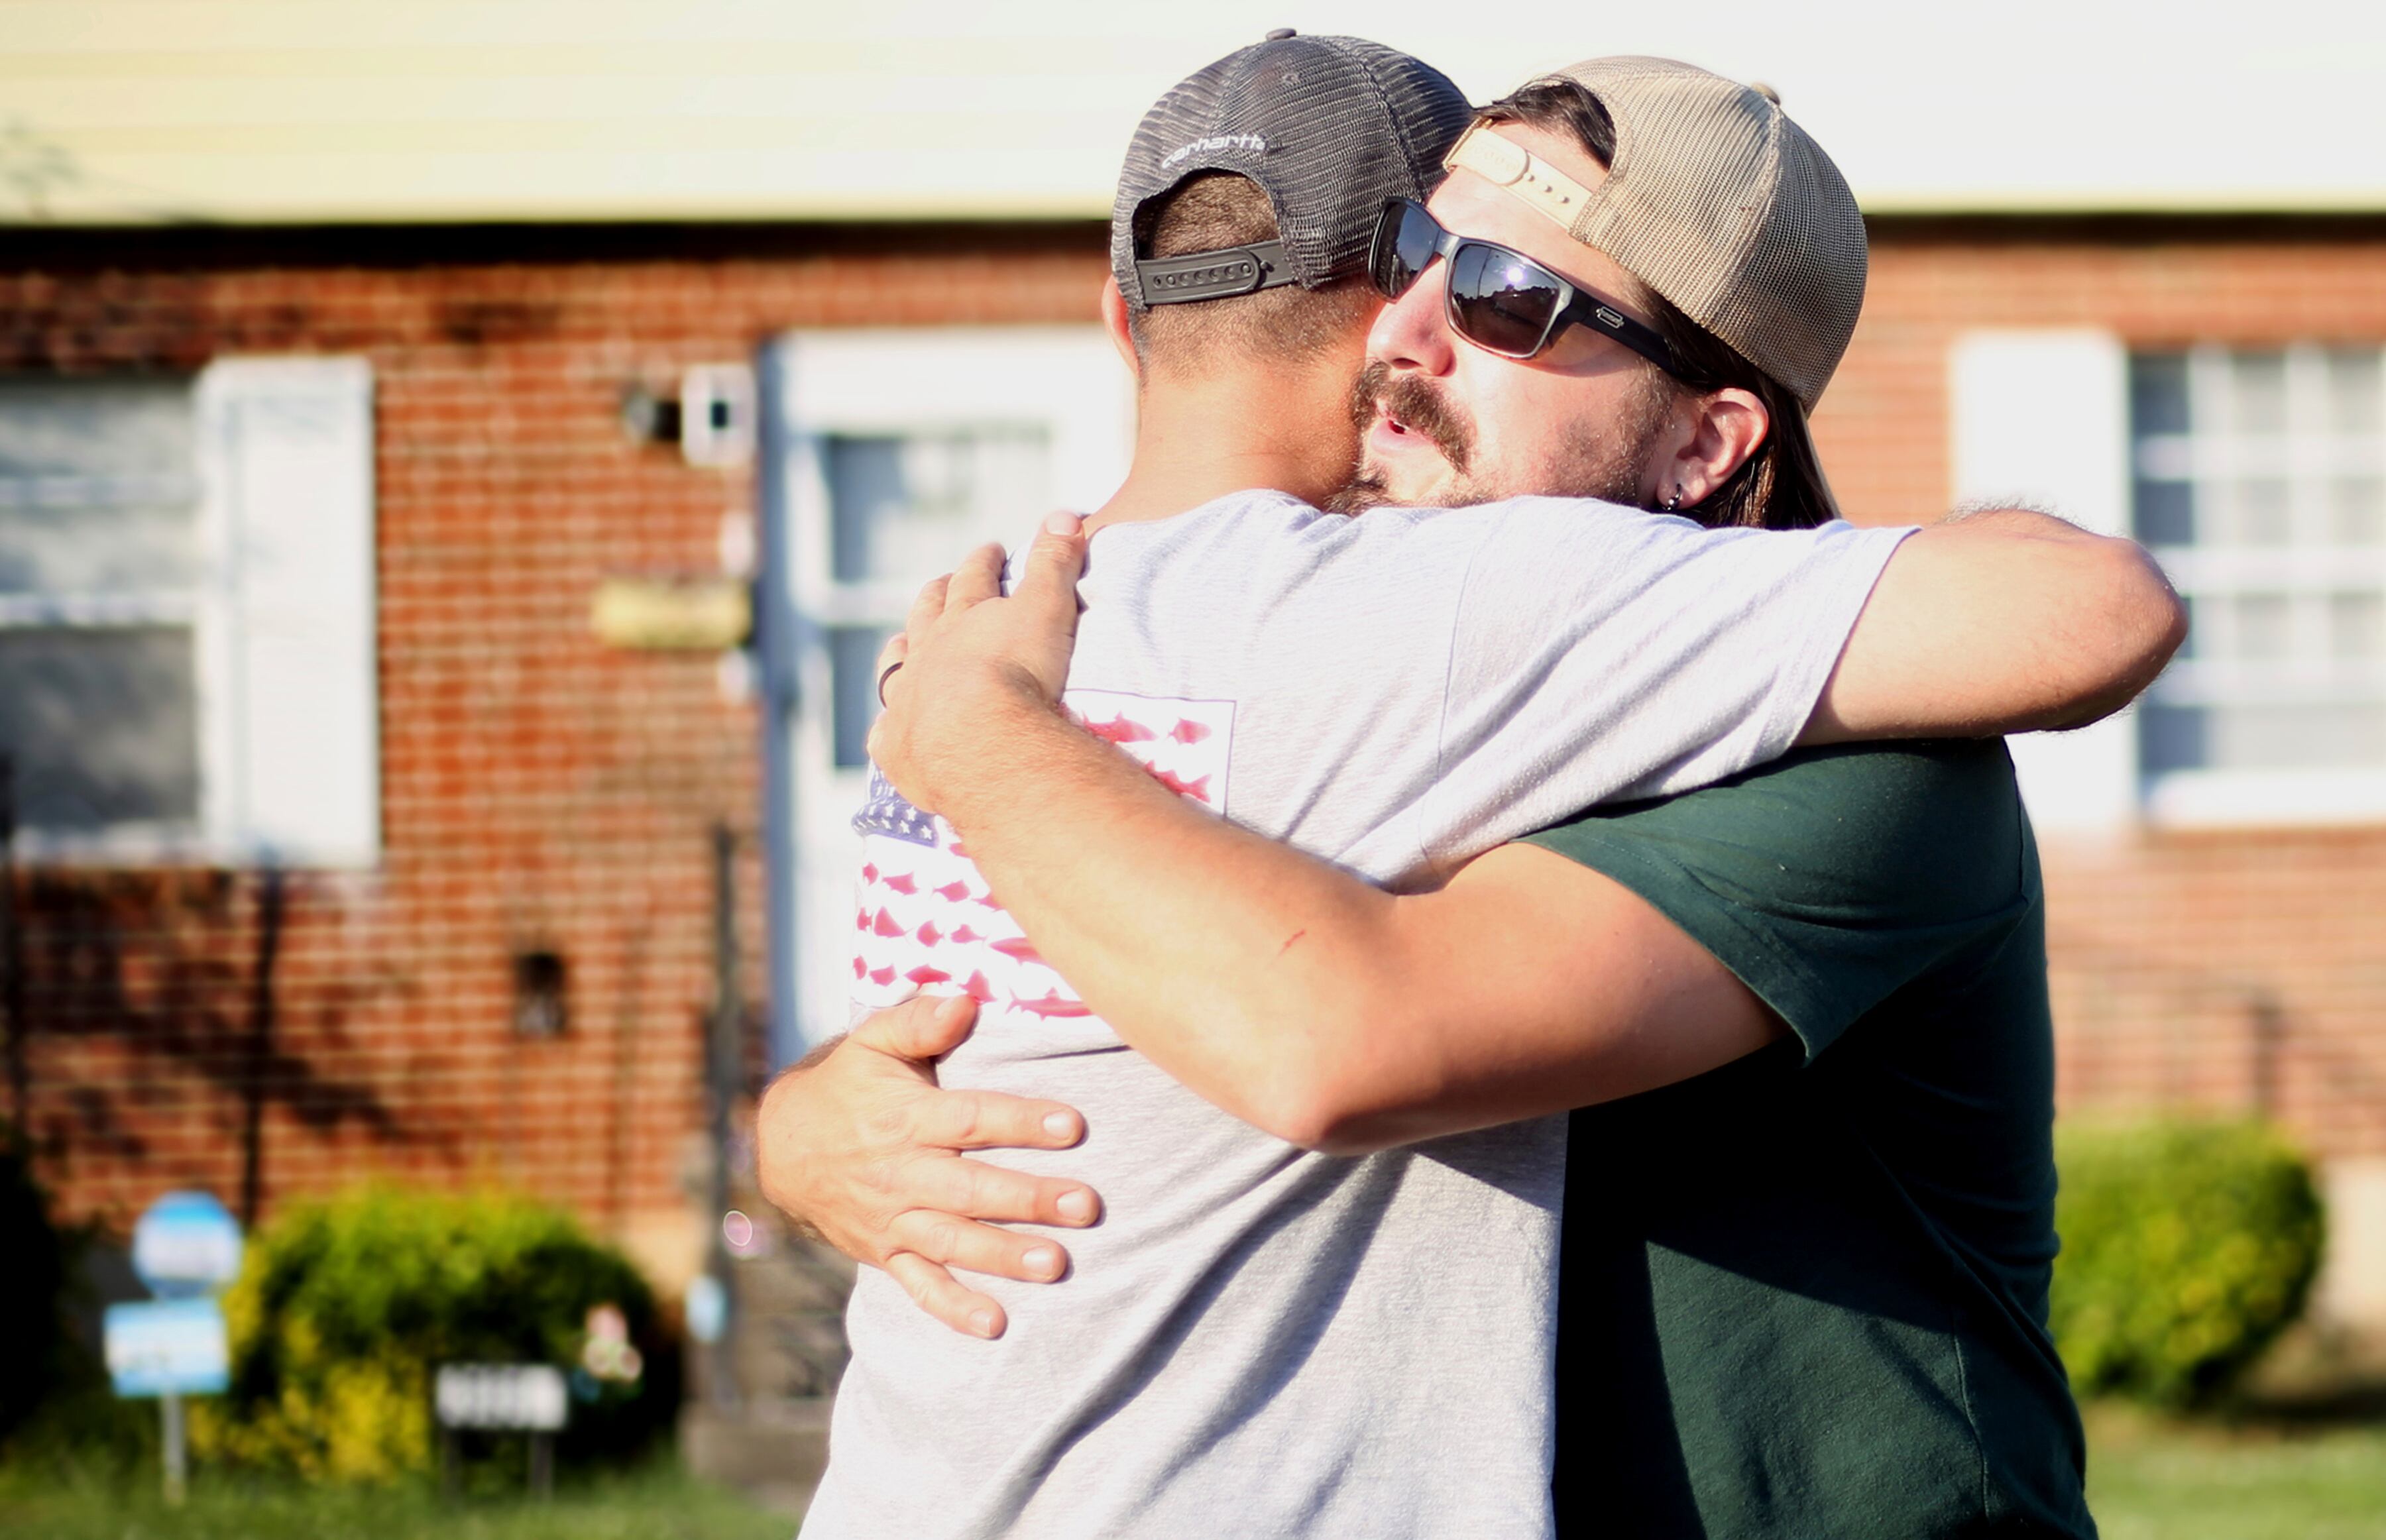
[0,1460,793,1540]
[5,1407,2383,1537]
[2085,1402,2386,1540]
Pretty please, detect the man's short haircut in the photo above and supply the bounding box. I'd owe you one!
[1126,173,1377,379]
[1479,80,1838,532]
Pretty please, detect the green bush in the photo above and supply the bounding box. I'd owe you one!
[191,1187,678,1483]
[2051,1119,2324,1406]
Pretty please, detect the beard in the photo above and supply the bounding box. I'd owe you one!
[1328,358,1672,516]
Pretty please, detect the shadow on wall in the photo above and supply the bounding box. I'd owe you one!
[5,866,429,1220]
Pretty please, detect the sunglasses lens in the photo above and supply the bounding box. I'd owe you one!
[1448,243,1562,358]
[1371,201,1442,300]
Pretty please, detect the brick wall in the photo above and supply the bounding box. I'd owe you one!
[6,216,2383,1287]
[1,223,1112,1280]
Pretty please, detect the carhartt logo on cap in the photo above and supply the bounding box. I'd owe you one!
[1160,133,1268,170]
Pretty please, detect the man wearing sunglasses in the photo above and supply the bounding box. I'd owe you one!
[777,43,2156,1539]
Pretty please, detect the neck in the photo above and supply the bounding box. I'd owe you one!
[1088,357,1358,531]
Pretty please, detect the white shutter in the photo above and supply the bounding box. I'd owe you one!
[195,357,380,866]
[1949,331,2139,834]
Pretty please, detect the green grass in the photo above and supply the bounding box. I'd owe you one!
[0,1460,793,1540]
[2086,1403,2386,1540]
[8,1404,2385,1539]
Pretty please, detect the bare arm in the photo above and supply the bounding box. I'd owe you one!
[874,524,1780,1153]
[1801,507,2186,744]
[915,696,1776,1152]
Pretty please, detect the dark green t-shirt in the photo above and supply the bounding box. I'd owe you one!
[1522,740,2094,1539]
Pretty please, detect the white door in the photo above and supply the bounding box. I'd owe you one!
[758,328,1133,1060]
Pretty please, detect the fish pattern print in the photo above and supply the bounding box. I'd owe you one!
[850,688,1235,1025]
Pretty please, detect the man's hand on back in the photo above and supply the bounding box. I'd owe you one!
[755,994,1104,1339]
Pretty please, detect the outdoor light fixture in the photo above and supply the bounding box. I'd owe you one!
[617,364,756,468]
[511,949,568,1038]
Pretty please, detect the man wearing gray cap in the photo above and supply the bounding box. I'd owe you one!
[777,39,2142,1539]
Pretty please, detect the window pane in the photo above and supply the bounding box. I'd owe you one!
[828,625,894,770]
[2130,353,2191,437]
[2230,351,2289,435]
[0,378,198,595]
[2332,476,2384,544]
[0,627,199,830]
[2328,349,2383,434]
[824,427,1054,586]
[2231,477,2292,546]
[2134,478,2194,546]
[2232,594,2293,660]
[2333,593,2385,660]
[2139,702,2206,776]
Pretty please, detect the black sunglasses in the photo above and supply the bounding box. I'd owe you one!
[1367,199,1679,376]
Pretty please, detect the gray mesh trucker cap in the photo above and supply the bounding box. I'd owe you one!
[1111,32,1473,312]
[1531,57,1867,412]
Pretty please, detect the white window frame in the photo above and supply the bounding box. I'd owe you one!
[2,356,381,868]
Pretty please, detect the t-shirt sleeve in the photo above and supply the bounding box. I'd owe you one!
[1414,500,1912,868]
[1518,740,2035,1062]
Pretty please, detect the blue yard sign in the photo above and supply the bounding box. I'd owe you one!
[129,1190,244,1298]
[108,1189,245,1504]
[104,1297,230,1397]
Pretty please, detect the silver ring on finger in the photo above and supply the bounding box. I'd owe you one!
[877,659,903,708]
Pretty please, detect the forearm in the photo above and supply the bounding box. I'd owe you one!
[928,689,1412,1144]
[923,692,1782,1152]
[1801,507,2187,744]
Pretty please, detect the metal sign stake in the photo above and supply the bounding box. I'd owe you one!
[161,1390,187,1506]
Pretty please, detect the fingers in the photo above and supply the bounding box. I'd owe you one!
[886,1209,1072,1284]
[850,993,978,1064]
[1013,511,1088,635]
[905,573,950,644]
[945,542,1007,609]
[883,1250,1008,1339]
[909,1086,1085,1151]
[908,1154,1102,1229]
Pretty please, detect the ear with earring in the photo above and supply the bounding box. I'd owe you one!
[1664,482,1684,514]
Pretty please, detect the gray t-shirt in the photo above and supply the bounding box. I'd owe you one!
[803,490,1911,1540]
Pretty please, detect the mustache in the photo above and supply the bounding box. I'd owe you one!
[1350,360,1474,477]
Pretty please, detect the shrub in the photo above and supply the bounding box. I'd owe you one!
[190,1186,678,1482]
[2051,1119,2324,1406]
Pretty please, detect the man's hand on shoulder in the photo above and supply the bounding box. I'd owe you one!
[754,994,1103,1339]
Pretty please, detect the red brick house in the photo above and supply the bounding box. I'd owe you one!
[5,9,2382,1333]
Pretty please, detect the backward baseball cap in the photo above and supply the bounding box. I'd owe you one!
[1111,32,1473,312]
[1494,56,1868,413]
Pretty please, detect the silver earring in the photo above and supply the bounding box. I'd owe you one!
[1664,483,1683,514]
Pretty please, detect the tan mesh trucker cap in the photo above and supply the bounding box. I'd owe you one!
[1504,56,1868,413]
